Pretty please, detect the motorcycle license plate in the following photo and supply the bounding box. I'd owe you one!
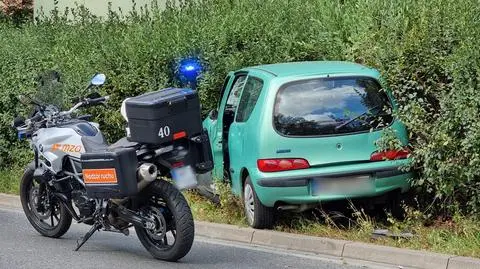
[171,165,198,190]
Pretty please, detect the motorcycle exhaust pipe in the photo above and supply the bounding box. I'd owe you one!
[137,163,158,191]
[277,204,317,213]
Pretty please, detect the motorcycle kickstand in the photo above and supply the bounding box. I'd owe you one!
[74,222,101,251]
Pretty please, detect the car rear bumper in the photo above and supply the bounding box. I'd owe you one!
[257,164,406,187]
[250,160,413,207]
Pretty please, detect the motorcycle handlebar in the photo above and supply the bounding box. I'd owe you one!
[60,95,109,116]
[85,96,109,106]
[32,113,42,120]
[16,95,110,129]
[28,113,43,123]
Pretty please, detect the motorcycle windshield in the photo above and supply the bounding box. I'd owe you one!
[34,70,68,110]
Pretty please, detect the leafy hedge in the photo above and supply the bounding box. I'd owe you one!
[0,0,479,215]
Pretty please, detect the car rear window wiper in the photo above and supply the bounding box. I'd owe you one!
[335,105,388,131]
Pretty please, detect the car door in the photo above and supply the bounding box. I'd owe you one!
[228,75,265,194]
[203,71,247,180]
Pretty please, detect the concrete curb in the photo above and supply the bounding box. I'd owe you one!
[447,256,480,269]
[195,221,254,243]
[251,229,349,257]
[1,193,478,269]
[0,193,22,208]
[342,242,453,269]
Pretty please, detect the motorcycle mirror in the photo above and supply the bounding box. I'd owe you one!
[208,109,218,120]
[90,73,106,86]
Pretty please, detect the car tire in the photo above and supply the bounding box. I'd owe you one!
[243,176,275,229]
[20,163,72,238]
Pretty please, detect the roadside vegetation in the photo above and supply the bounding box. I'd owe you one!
[185,185,480,258]
[0,168,21,194]
[1,0,479,258]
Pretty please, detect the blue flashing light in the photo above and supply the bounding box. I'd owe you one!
[184,65,196,72]
[178,58,203,82]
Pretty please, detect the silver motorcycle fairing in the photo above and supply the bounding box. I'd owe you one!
[32,121,107,174]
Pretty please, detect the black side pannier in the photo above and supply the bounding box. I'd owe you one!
[125,88,202,145]
[81,148,138,199]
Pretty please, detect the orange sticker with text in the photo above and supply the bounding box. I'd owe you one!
[83,168,118,184]
[52,143,82,153]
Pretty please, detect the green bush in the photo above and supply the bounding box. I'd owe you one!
[0,0,479,216]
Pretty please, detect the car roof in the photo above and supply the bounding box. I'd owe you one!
[242,61,379,78]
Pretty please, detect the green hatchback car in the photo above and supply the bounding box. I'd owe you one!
[201,61,412,228]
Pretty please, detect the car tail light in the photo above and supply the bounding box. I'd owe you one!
[257,158,310,172]
[370,149,410,161]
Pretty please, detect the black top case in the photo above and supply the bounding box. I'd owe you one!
[125,88,203,145]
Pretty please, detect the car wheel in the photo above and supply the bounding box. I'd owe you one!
[243,176,274,229]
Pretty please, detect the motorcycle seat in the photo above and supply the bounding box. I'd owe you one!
[108,137,140,150]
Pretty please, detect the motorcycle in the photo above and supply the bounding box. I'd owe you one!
[12,73,213,261]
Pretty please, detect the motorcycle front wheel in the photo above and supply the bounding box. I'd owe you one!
[134,180,194,262]
[20,163,72,238]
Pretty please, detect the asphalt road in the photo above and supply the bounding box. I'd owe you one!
[0,207,369,269]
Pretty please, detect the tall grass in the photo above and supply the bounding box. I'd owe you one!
[0,168,21,194]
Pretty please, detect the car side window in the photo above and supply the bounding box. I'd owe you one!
[236,77,264,122]
[225,75,247,112]
[218,74,232,109]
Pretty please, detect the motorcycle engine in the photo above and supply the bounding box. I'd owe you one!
[72,190,95,218]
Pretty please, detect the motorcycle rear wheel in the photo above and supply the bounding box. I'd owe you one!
[134,180,194,262]
[20,163,72,238]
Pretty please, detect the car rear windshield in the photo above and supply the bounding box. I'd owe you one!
[273,76,393,136]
